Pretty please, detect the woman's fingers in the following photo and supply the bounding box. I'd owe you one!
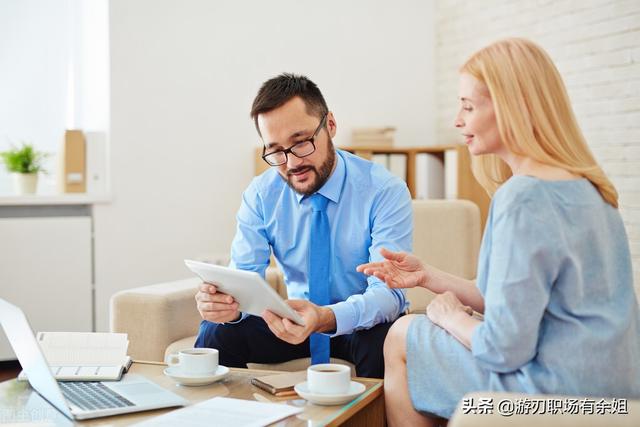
[373,272,403,288]
[356,261,387,272]
[360,266,382,276]
[358,263,392,276]
[372,271,387,281]
[356,264,395,286]
[379,247,405,262]
[364,267,397,282]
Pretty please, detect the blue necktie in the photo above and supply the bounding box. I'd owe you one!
[308,193,331,365]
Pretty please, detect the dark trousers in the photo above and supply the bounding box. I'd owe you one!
[194,315,394,378]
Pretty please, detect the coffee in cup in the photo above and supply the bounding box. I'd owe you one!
[166,348,218,376]
[307,363,351,395]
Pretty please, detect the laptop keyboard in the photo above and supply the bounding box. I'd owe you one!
[59,381,135,411]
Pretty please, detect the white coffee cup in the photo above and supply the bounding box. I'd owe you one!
[307,363,351,395]
[166,348,218,376]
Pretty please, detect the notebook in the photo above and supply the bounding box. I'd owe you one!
[251,370,307,396]
[18,331,132,381]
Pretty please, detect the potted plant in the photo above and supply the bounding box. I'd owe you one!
[0,142,48,195]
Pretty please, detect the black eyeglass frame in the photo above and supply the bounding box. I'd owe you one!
[261,113,328,167]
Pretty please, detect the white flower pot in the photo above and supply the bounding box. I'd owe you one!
[12,173,38,195]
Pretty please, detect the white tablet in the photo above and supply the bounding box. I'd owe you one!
[184,260,305,326]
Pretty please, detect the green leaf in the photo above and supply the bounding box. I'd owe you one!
[0,142,49,174]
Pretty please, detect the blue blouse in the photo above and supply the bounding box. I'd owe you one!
[471,176,640,397]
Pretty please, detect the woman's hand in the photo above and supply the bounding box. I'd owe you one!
[356,248,428,289]
[426,291,473,330]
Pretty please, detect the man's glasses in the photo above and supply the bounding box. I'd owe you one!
[261,113,328,167]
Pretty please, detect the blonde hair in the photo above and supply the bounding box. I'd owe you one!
[460,38,618,208]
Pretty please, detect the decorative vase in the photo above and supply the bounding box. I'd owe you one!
[11,173,38,195]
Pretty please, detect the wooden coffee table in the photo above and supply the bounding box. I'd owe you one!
[0,361,385,426]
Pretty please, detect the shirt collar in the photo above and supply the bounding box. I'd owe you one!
[295,150,345,204]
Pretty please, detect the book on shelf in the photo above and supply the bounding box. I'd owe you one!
[85,131,109,196]
[371,154,389,169]
[18,331,132,381]
[251,370,307,396]
[444,149,458,199]
[388,154,407,182]
[370,153,407,182]
[415,153,444,199]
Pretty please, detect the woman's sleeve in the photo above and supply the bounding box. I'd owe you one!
[471,198,561,373]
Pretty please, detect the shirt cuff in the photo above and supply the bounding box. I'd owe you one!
[223,312,248,325]
[326,301,357,337]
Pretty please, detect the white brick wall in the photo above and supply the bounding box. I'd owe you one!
[435,0,640,295]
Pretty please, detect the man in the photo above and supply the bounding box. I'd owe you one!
[194,73,412,378]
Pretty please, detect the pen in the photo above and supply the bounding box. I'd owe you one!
[274,390,299,397]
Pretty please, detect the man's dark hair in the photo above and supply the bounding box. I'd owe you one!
[251,73,329,136]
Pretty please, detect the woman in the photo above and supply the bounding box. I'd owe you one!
[357,38,640,426]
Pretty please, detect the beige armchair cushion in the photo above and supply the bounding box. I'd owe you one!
[407,200,480,313]
[110,277,202,362]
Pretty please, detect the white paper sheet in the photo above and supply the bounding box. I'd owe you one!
[131,397,303,427]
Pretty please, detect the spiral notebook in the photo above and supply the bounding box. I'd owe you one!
[18,331,132,381]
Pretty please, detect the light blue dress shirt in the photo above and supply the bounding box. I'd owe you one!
[406,176,640,418]
[229,149,413,336]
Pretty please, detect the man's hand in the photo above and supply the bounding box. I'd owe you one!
[262,300,336,345]
[195,283,241,323]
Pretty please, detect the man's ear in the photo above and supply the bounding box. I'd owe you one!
[326,112,337,139]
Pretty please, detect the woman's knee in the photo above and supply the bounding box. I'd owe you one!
[384,314,419,359]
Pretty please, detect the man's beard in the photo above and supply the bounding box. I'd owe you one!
[284,143,336,196]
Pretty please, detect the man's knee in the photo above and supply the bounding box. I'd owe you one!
[196,319,246,351]
[195,320,215,348]
[349,320,393,350]
[195,319,256,367]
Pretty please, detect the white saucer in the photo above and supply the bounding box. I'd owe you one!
[163,365,229,386]
[294,381,366,406]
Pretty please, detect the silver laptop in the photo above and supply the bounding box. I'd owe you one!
[0,298,187,420]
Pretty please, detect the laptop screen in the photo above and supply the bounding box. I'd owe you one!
[0,298,73,418]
